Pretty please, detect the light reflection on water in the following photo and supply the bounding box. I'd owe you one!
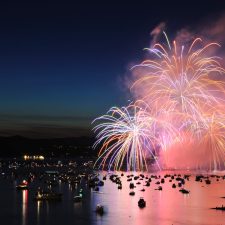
[37,200,41,225]
[90,171,225,225]
[0,171,224,225]
[22,190,28,225]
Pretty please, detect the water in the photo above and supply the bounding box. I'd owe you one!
[0,171,224,225]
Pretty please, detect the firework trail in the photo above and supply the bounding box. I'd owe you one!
[194,113,225,170]
[92,101,178,171]
[131,34,225,170]
[93,33,225,171]
[131,37,225,120]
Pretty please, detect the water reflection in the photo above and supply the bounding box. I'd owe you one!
[37,201,41,216]
[22,190,28,225]
[90,171,225,225]
[0,171,224,225]
[36,200,41,225]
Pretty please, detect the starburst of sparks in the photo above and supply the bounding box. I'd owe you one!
[93,33,225,171]
[92,102,177,171]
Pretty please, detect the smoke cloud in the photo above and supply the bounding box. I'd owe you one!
[128,14,225,170]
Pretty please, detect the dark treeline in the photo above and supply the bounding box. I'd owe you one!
[0,136,97,157]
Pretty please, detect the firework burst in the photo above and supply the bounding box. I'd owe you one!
[130,35,225,170]
[93,33,225,171]
[131,37,225,122]
[92,101,177,171]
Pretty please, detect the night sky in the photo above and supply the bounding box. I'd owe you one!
[0,1,225,138]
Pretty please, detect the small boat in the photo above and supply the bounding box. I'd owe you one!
[16,180,28,190]
[97,180,104,186]
[157,186,162,191]
[211,205,225,211]
[140,188,145,192]
[115,179,121,185]
[138,198,146,208]
[179,188,190,194]
[195,175,203,182]
[74,195,82,203]
[96,204,104,215]
[205,179,211,185]
[94,187,99,192]
[129,191,135,196]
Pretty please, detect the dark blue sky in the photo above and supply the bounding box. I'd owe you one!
[0,1,224,138]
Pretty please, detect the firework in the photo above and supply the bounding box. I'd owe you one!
[194,113,225,170]
[131,37,225,122]
[131,34,225,169]
[93,33,225,171]
[92,101,178,171]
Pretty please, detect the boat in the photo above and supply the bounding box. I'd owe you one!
[211,205,225,211]
[74,195,82,203]
[16,180,28,190]
[94,187,99,192]
[96,204,104,215]
[155,186,162,191]
[97,180,104,186]
[129,183,135,189]
[195,175,203,182]
[138,198,146,208]
[179,188,190,194]
[34,190,62,201]
[129,191,135,196]
[205,179,211,185]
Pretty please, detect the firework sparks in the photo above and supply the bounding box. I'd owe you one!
[130,35,225,170]
[93,33,225,171]
[132,38,225,117]
[92,101,178,171]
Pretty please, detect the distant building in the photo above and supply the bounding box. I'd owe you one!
[23,155,45,160]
